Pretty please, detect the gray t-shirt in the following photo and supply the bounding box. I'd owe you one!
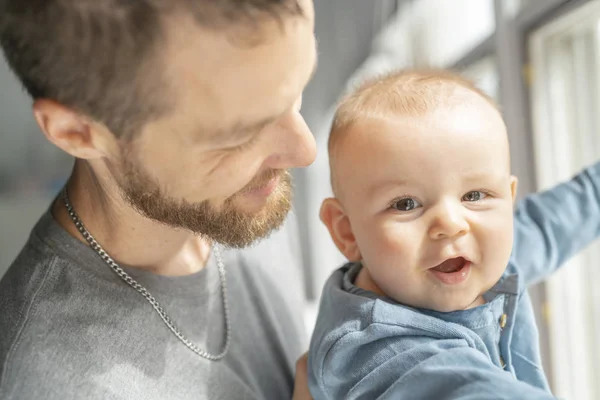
[0,209,308,399]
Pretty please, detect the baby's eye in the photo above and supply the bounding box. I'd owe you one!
[391,198,422,211]
[462,191,488,202]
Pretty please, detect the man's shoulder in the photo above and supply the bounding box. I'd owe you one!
[0,237,64,393]
[0,211,67,320]
[1,236,59,336]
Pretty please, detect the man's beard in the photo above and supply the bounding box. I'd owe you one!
[118,161,292,248]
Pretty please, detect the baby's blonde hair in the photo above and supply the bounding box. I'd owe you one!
[328,69,500,196]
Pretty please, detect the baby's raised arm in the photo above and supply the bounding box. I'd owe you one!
[511,162,600,286]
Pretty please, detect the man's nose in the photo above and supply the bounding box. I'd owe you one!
[262,110,317,170]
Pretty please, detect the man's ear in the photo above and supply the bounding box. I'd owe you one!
[510,175,519,204]
[319,198,361,261]
[33,99,113,160]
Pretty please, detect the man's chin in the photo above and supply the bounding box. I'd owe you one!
[232,192,282,215]
[209,204,291,248]
[230,194,271,215]
[198,181,292,248]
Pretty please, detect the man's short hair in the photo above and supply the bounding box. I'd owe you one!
[0,0,303,138]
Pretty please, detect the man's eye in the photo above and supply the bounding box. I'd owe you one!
[391,198,421,211]
[231,135,260,152]
[462,191,488,202]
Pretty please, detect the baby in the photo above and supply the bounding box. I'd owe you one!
[308,69,600,399]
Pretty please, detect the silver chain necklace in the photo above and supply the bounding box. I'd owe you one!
[61,188,231,361]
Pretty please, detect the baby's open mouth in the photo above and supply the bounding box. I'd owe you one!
[428,257,471,285]
[430,257,468,273]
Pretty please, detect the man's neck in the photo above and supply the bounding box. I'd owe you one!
[53,161,212,276]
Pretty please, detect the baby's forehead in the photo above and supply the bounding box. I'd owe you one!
[328,70,504,196]
[349,86,491,124]
[332,70,498,134]
[332,103,506,178]
[334,91,498,147]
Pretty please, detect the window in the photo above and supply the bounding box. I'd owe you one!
[529,2,600,399]
[409,0,495,67]
[460,55,500,102]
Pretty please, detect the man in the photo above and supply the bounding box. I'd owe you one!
[0,0,316,399]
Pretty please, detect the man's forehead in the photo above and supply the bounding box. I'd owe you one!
[159,8,316,141]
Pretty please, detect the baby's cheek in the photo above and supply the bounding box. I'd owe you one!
[372,262,418,306]
[363,226,406,260]
[481,214,513,248]
[472,218,513,280]
[381,223,415,251]
[366,233,414,276]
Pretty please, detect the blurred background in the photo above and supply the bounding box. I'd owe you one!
[2,0,600,398]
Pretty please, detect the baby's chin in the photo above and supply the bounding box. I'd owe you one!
[417,273,503,312]
[410,293,487,313]
[461,294,487,310]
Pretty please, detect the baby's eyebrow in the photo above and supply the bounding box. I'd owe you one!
[368,179,410,195]
[461,172,506,183]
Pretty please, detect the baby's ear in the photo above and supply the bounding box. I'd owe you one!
[319,198,361,261]
[510,175,519,204]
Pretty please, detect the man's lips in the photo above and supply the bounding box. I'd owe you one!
[242,175,280,197]
[240,170,282,195]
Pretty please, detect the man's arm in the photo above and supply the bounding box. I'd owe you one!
[512,162,600,286]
